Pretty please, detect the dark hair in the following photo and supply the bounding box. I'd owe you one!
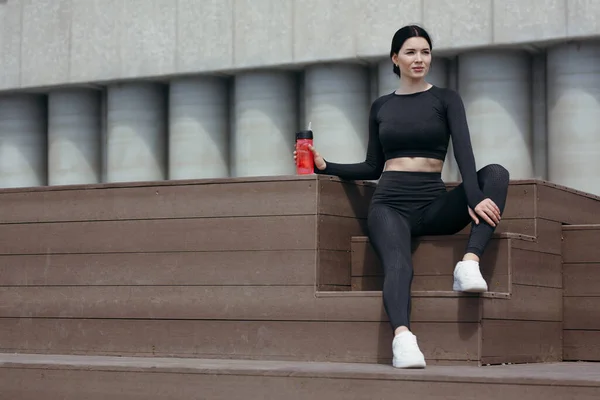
[389,25,433,77]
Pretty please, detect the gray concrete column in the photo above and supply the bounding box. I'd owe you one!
[232,71,297,177]
[547,41,600,195]
[532,53,548,180]
[377,57,448,96]
[0,95,47,187]
[48,89,101,185]
[305,63,370,165]
[169,77,229,180]
[459,51,533,178]
[106,83,167,183]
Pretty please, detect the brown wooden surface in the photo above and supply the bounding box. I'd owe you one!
[0,251,317,286]
[318,215,367,251]
[0,216,318,254]
[536,184,600,224]
[350,237,509,293]
[318,179,374,219]
[511,219,563,255]
[481,320,562,364]
[562,227,600,263]
[2,355,600,400]
[318,250,350,287]
[564,264,600,296]
[564,331,600,361]
[482,285,563,321]
[511,249,562,288]
[0,286,483,322]
[564,297,600,330]
[0,180,318,223]
[0,318,479,363]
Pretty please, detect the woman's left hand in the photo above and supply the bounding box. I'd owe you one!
[468,198,501,227]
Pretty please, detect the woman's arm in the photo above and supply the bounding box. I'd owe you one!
[445,89,486,209]
[315,100,386,180]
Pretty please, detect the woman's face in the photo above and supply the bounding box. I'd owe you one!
[392,37,431,79]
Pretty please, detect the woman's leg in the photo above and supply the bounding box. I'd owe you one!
[367,204,413,332]
[367,203,426,368]
[413,164,510,291]
[415,164,510,255]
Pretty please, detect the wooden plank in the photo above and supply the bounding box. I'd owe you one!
[352,274,508,293]
[0,251,317,287]
[536,183,600,224]
[0,318,479,363]
[0,286,481,322]
[0,180,318,223]
[318,250,350,287]
[351,237,509,293]
[502,183,536,219]
[352,237,509,277]
[0,216,317,254]
[411,322,480,362]
[564,331,600,361]
[512,219,563,255]
[483,285,563,321]
[563,228,600,263]
[318,179,375,218]
[564,264,600,297]
[511,249,562,288]
[481,320,562,364]
[564,298,600,330]
[317,216,367,251]
[3,367,600,400]
[0,319,393,363]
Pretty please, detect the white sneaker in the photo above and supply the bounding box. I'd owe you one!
[453,260,488,292]
[392,331,426,369]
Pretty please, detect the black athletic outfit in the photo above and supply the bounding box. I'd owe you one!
[316,86,509,330]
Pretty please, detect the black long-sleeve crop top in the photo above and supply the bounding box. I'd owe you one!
[316,85,486,209]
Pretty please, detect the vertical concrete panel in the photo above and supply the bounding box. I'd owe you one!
[120,0,176,78]
[493,0,567,44]
[532,53,548,180]
[0,95,47,188]
[293,0,356,62]
[106,83,167,183]
[423,0,493,49]
[20,0,71,88]
[0,0,21,90]
[70,0,121,83]
[232,72,297,177]
[234,0,293,68]
[356,0,423,57]
[547,41,600,195]
[567,0,600,37]
[459,51,534,178]
[48,89,102,185]
[305,64,370,164]
[176,0,233,73]
[169,77,229,179]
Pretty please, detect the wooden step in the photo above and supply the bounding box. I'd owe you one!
[1,354,599,400]
[562,224,600,362]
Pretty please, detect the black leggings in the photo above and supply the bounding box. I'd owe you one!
[367,164,510,331]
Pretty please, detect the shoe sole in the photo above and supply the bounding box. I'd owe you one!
[393,359,426,369]
[453,281,488,292]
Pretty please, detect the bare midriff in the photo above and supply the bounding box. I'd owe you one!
[384,157,444,173]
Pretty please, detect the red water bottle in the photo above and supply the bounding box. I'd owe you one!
[295,128,314,175]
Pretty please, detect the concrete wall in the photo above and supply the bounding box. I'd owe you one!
[1,0,599,91]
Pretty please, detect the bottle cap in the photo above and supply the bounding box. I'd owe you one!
[296,130,313,140]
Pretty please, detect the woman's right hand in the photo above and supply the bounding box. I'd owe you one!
[293,145,327,171]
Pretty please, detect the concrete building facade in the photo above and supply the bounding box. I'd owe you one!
[0,0,599,194]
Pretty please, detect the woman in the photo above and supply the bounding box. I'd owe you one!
[294,25,510,369]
